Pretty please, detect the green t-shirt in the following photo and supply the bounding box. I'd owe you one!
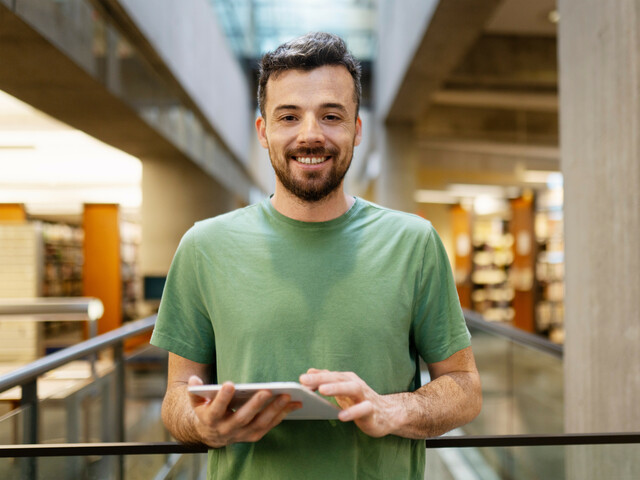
[151,197,470,479]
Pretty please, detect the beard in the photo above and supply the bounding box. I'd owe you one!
[270,145,353,203]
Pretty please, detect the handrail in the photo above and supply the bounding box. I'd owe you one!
[0,311,556,393]
[0,313,157,472]
[0,297,105,339]
[463,309,563,358]
[0,315,157,393]
[1,432,639,457]
[0,297,104,320]
[0,311,581,464]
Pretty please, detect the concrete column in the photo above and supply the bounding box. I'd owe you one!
[559,0,640,478]
[140,155,236,277]
[374,122,418,214]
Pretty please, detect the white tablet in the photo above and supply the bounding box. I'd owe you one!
[188,382,340,420]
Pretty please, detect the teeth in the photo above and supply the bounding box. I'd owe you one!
[296,156,328,165]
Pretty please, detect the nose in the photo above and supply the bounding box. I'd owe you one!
[297,114,325,146]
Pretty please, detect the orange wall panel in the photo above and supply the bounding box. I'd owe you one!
[509,195,536,333]
[0,204,26,222]
[83,204,122,334]
[451,205,472,308]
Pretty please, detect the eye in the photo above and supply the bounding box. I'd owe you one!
[324,114,341,121]
[280,114,297,122]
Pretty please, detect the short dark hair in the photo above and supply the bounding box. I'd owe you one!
[257,32,362,118]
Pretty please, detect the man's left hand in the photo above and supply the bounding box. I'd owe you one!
[299,369,401,438]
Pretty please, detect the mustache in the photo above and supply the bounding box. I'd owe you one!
[286,146,339,157]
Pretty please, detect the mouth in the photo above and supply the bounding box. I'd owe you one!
[292,155,331,165]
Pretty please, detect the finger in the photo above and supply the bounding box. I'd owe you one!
[299,369,328,388]
[300,371,352,388]
[300,372,360,390]
[338,400,374,422]
[305,368,329,374]
[236,399,303,444]
[256,393,291,423]
[204,382,237,420]
[187,376,210,409]
[230,390,273,427]
[264,400,303,430]
[317,380,363,398]
[251,395,299,430]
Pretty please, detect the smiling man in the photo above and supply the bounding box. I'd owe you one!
[256,63,361,211]
[151,32,481,479]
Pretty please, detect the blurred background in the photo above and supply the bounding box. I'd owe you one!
[1,1,638,479]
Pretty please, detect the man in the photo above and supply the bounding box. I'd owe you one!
[151,32,481,479]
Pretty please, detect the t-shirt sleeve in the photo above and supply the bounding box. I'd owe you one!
[411,224,471,364]
[150,226,216,364]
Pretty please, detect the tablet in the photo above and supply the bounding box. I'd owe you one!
[188,382,340,420]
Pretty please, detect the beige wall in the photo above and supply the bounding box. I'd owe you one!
[118,0,252,163]
[417,203,454,268]
[141,155,236,276]
[374,123,418,214]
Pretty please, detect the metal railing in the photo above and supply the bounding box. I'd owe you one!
[0,312,638,477]
[0,431,640,458]
[0,315,156,479]
[463,308,563,358]
[0,297,105,340]
[0,316,156,441]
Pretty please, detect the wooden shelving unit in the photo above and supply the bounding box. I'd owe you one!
[120,220,142,322]
[451,187,565,343]
[469,216,515,323]
[0,220,44,362]
[534,188,565,344]
[42,223,84,298]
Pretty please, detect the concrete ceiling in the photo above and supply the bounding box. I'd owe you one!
[486,0,557,37]
[0,0,560,209]
[0,5,184,162]
[392,0,560,195]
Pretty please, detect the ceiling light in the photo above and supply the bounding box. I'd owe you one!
[447,184,519,198]
[474,196,507,216]
[413,190,459,205]
[548,9,560,24]
[0,89,142,214]
[522,170,563,188]
[522,170,554,184]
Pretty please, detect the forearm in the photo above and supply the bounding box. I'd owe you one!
[386,371,482,439]
[161,383,207,446]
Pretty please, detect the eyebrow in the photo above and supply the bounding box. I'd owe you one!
[273,104,300,112]
[272,103,348,113]
[321,103,348,112]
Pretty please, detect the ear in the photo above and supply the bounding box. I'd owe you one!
[354,116,363,147]
[255,116,269,149]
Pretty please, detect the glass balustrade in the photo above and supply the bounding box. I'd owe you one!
[1,315,638,480]
[4,444,639,480]
[466,324,563,436]
[1,453,206,480]
[0,341,173,479]
[438,320,564,479]
[426,444,640,480]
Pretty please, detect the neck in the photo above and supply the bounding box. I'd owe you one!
[271,185,355,222]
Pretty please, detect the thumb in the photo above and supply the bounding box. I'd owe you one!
[187,375,209,408]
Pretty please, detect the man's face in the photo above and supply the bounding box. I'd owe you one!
[256,65,362,203]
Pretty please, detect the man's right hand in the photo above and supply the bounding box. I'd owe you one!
[187,376,302,448]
